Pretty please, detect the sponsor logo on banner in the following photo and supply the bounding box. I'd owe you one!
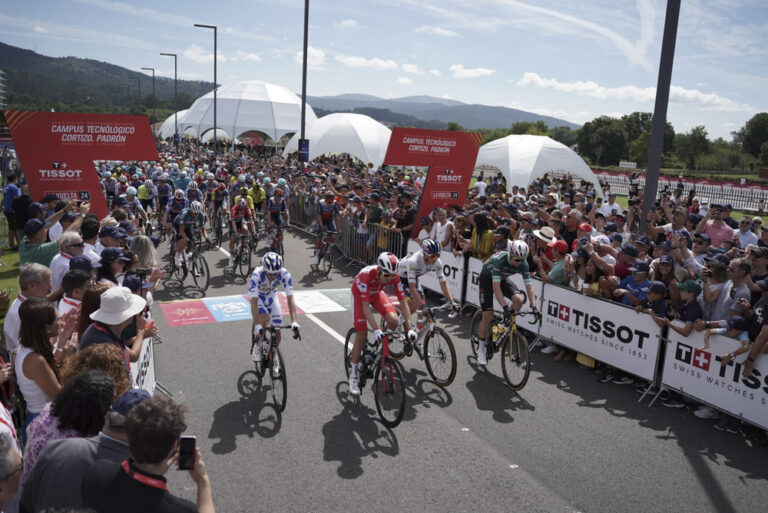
[545,299,651,350]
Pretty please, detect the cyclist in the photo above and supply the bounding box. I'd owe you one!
[348,252,417,395]
[186,180,204,204]
[120,186,148,225]
[474,240,540,366]
[314,191,340,265]
[172,200,208,267]
[116,174,129,196]
[137,179,155,212]
[210,181,229,228]
[248,180,266,212]
[397,239,459,332]
[227,198,256,268]
[203,173,217,209]
[249,252,301,375]
[174,170,190,191]
[102,171,117,202]
[231,174,247,198]
[163,189,189,247]
[156,173,172,213]
[266,187,290,245]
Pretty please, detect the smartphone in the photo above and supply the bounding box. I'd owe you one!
[178,436,196,470]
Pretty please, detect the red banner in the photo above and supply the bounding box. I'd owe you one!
[383,128,481,238]
[4,110,159,218]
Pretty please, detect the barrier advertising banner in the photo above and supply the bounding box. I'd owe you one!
[130,337,156,394]
[406,239,464,300]
[383,128,481,237]
[4,110,159,217]
[464,256,544,313]
[662,327,768,429]
[538,284,662,381]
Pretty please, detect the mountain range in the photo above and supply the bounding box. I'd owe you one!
[0,41,579,131]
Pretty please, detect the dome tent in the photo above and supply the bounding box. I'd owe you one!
[158,109,189,139]
[283,113,392,169]
[476,134,604,197]
[181,80,317,142]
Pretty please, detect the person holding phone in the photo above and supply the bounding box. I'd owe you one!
[81,395,215,513]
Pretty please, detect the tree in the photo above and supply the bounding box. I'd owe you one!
[620,111,675,156]
[675,125,710,169]
[549,126,576,147]
[760,141,768,166]
[576,116,628,166]
[446,122,465,132]
[628,133,651,167]
[511,121,535,134]
[734,112,768,157]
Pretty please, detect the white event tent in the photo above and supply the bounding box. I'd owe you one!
[181,80,317,142]
[476,134,604,197]
[283,113,392,169]
[158,109,189,139]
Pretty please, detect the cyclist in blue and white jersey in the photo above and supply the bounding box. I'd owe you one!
[186,180,204,204]
[314,191,340,264]
[163,189,189,245]
[155,174,173,213]
[174,171,190,191]
[248,252,301,372]
[119,187,147,224]
[266,188,290,233]
[397,239,459,330]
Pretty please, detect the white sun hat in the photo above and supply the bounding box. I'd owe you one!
[90,286,146,325]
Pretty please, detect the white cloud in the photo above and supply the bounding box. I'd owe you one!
[334,19,358,29]
[396,76,413,85]
[401,64,423,75]
[183,45,226,63]
[516,72,753,112]
[414,25,458,37]
[232,50,262,63]
[294,46,326,70]
[449,64,495,79]
[335,54,398,70]
[429,69,443,77]
[33,25,48,34]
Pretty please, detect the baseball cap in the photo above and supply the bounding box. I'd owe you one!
[548,240,569,254]
[24,218,46,237]
[27,202,44,217]
[578,222,593,232]
[659,255,675,265]
[107,388,151,429]
[593,211,605,218]
[609,233,623,243]
[122,274,156,292]
[614,212,626,221]
[643,280,667,295]
[629,261,650,273]
[727,316,748,331]
[119,221,139,233]
[635,235,651,247]
[494,225,511,238]
[604,223,618,233]
[61,211,79,223]
[100,247,132,262]
[70,254,100,271]
[586,191,596,198]
[677,279,703,295]
[704,253,730,265]
[99,226,126,239]
[42,193,59,203]
[693,233,711,244]
[620,244,639,258]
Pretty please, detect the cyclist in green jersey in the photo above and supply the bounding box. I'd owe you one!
[474,240,539,366]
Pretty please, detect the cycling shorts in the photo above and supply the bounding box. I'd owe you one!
[352,289,397,332]
[167,210,181,224]
[317,220,337,234]
[158,197,169,211]
[478,274,522,312]
[229,218,247,233]
[400,276,424,300]
[256,293,283,326]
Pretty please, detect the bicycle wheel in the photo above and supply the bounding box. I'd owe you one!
[239,245,252,279]
[469,310,483,357]
[423,327,457,387]
[276,239,284,257]
[192,255,210,291]
[319,245,333,276]
[374,358,406,428]
[386,331,407,361]
[343,328,356,378]
[171,253,187,281]
[501,330,531,391]
[267,345,287,412]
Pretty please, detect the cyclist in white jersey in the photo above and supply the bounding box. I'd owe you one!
[397,239,459,330]
[248,252,300,371]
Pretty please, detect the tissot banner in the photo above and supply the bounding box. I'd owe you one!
[663,327,768,430]
[383,128,482,237]
[4,110,159,217]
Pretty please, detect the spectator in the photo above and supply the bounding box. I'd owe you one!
[393,192,416,257]
[695,202,734,248]
[96,247,131,287]
[599,192,621,217]
[4,264,53,353]
[461,212,493,261]
[22,370,115,481]
[75,283,111,338]
[80,217,102,266]
[3,174,22,250]
[612,261,651,307]
[58,269,92,318]
[538,240,570,285]
[0,433,21,510]
[736,216,759,248]
[11,185,33,248]
[430,208,454,248]
[81,395,215,513]
[649,255,681,309]
[416,216,432,242]
[636,281,668,318]
[95,226,126,256]
[49,232,86,291]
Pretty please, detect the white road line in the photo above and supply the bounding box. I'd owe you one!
[218,246,231,257]
[305,313,346,344]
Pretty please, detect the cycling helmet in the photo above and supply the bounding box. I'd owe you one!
[274,188,284,196]
[377,252,399,274]
[203,164,209,171]
[189,201,204,214]
[257,171,265,178]
[206,173,215,180]
[278,178,286,186]
[126,186,137,196]
[160,173,169,181]
[131,174,138,180]
[422,239,441,256]
[174,189,186,200]
[217,182,226,191]
[104,171,112,178]
[263,177,271,184]
[509,240,529,260]
[262,252,283,273]
[144,179,153,188]
[119,175,127,182]
[237,198,247,208]
[238,174,246,183]
[180,171,187,178]
[189,181,198,189]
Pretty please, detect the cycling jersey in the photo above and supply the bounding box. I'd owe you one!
[119,195,145,216]
[235,195,254,210]
[397,250,446,284]
[102,177,117,194]
[156,183,172,198]
[216,168,229,182]
[211,188,229,204]
[317,200,340,224]
[248,266,294,326]
[230,204,253,221]
[173,208,205,231]
[137,185,152,201]
[267,198,286,225]
[480,251,531,285]
[352,265,406,303]
[174,177,190,190]
[166,198,189,217]
[249,186,265,205]
[186,188,204,202]
[204,181,216,197]
[117,182,129,195]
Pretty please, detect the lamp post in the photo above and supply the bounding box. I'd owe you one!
[299,0,310,171]
[141,67,156,131]
[160,52,179,152]
[194,23,218,154]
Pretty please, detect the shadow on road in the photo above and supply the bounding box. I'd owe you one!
[322,381,399,479]
[398,364,453,423]
[208,370,282,454]
[464,356,536,424]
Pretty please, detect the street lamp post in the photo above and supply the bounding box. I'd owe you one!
[299,0,310,172]
[194,23,218,155]
[160,52,179,152]
[141,67,156,131]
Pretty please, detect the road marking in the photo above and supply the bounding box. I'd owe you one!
[218,247,231,257]
[306,313,346,344]
[509,464,519,469]
[461,427,470,432]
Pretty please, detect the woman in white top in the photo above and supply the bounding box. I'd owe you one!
[430,208,454,248]
[14,298,78,445]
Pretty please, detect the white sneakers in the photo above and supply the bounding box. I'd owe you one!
[349,362,361,395]
[313,252,320,265]
[251,340,263,362]
[541,342,559,354]
[228,255,234,267]
[477,339,488,366]
[174,252,182,266]
[272,357,281,378]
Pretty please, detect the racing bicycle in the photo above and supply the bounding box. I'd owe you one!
[231,233,253,279]
[251,324,301,412]
[312,229,337,276]
[343,328,407,428]
[470,307,540,391]
[168,234,211,292]
[265,225,285,256]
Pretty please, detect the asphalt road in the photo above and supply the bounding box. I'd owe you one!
[151,230,767,513]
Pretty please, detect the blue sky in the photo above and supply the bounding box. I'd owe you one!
[2,0,766,139]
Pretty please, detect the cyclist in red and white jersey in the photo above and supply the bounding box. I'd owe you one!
[348,252,417,395]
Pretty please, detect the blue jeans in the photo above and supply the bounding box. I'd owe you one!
[22,411,40,448]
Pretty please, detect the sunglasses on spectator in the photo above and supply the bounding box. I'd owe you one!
[68,242,85,247]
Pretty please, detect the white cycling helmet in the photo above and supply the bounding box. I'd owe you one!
[422,239,441,255]
[189,201,204,214]
[377,252,399,274]
[119,175,127,182]
[104,171,112,178]
[174,189,186,200]
[263,177,271,184]
[189,181,197,189]
[262,252,283,273]
[126,186,137,196]
[278,178,287,186]
[509,240,529,260]
[144,179,153,188]
[238,174,246,183]
[160,173,169,181]
[257,171,265,178]
[206,173,215,180]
